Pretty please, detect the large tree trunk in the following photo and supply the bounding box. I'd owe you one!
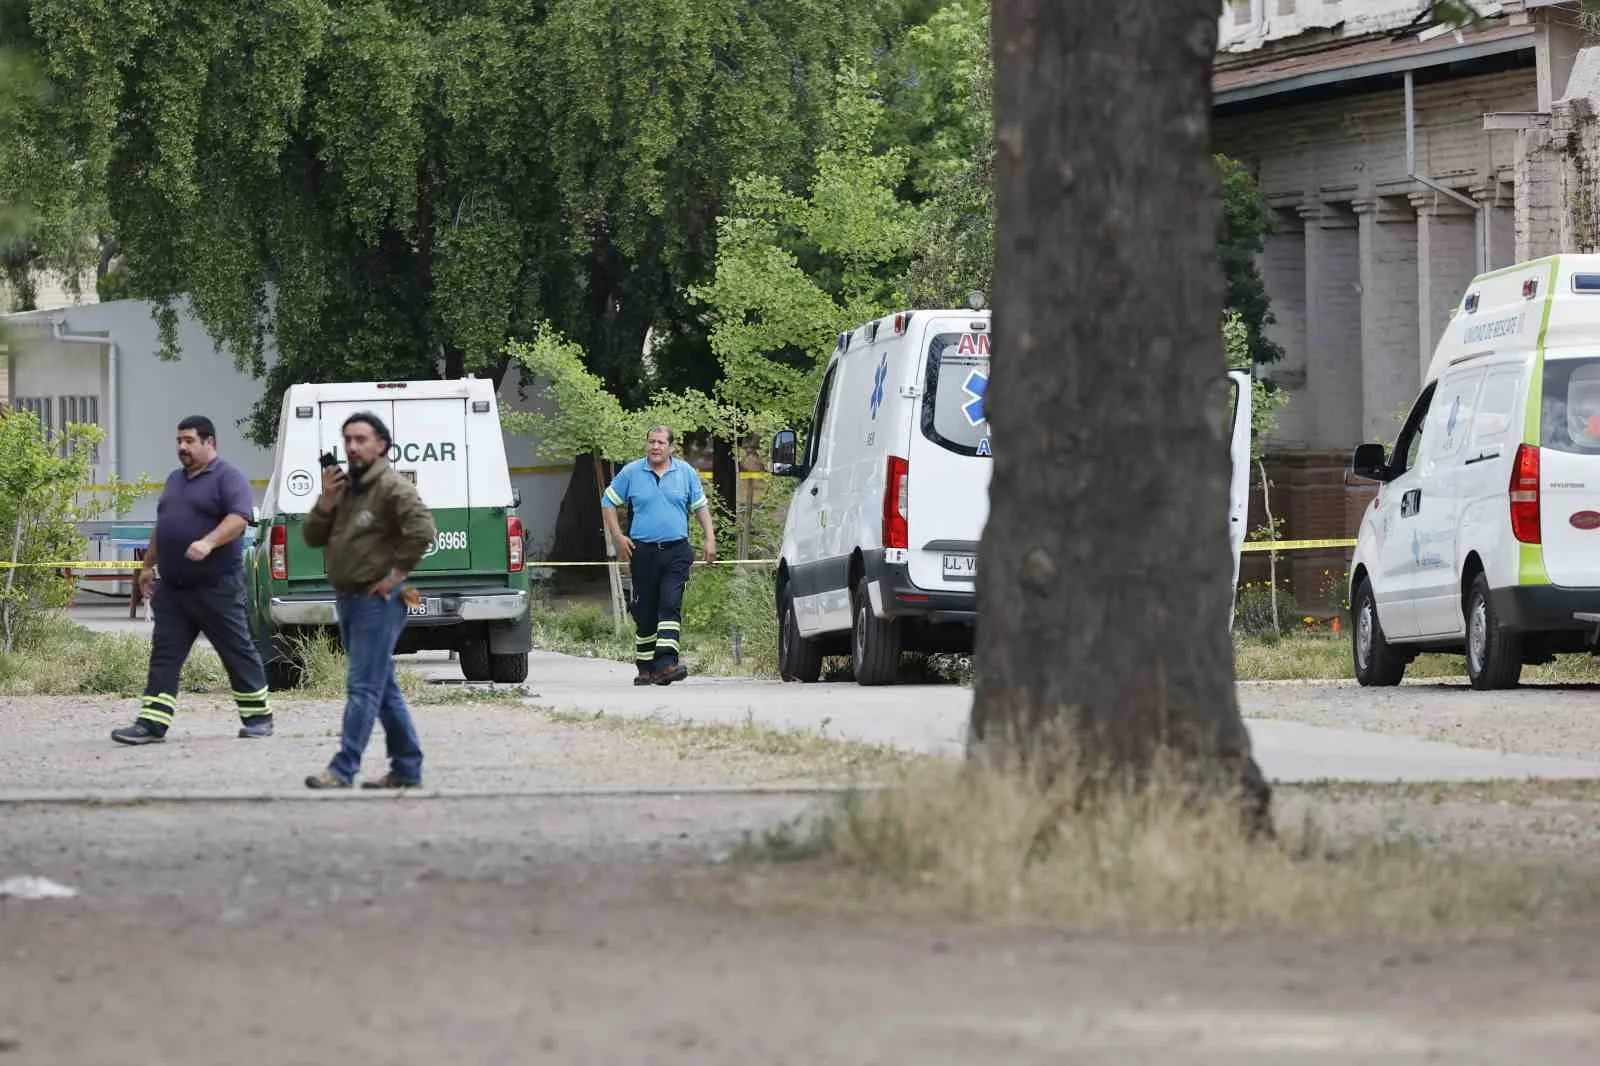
[971,0,1269,820]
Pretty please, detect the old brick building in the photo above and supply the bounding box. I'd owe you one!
[1213,0,1600,603]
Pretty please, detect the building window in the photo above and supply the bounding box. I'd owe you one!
[59,394,101,464]
[14,396,53,434]
[1277,0,1296,14]
[13,394,101,464]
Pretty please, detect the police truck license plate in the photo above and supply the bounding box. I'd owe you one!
[407,598,438,618]
[942,554,977,580]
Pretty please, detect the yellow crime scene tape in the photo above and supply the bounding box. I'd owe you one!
[5,539,1358,571]
[1240,538,1357,553]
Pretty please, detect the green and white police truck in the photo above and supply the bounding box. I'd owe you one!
[245,378,531,688]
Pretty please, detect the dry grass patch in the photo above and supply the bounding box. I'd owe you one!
[1235,633,1600,684]
[537,707,927,783]
[732,762,1600,937]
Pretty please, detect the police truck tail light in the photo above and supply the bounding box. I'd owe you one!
[506,516,525,572]
[1510,444,1542,544]
[269,525,288,580]
[883,457,909,550]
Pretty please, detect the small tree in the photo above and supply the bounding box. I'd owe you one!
[0,410,151,652]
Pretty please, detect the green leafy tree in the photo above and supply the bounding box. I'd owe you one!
[692,65,921,432]
[0,412,152,652]
[505,324,740,466]
[2,0,888,443]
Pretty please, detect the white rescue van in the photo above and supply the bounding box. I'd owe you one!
[1350,254,1600,689]
[770,308,1255,686]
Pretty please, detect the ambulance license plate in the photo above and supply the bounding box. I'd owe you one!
[941,554,977,580]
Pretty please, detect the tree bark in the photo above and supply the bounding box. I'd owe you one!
[972,0,1269,821]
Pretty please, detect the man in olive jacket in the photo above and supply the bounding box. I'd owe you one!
[302,411,437,790]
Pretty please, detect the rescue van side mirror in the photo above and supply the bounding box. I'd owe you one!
[770,429,805,477]
[1351,443,1391,482]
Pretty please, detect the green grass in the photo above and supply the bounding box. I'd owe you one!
[0,614,520,704]
[1233,631,1600,684]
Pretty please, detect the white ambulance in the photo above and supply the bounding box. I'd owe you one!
[245,378,531,687]
[1349,254,1600,689]
[769,307,1255,686]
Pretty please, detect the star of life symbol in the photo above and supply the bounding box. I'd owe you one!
[869,354,888,420]
[962,368,988,427]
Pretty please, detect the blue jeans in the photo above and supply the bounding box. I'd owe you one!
[329,589,423,784]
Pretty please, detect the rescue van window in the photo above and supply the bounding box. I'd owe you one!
[1542,359,1600,454]
[921,332,992,457]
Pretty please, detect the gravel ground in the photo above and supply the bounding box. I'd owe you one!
[4,686,1600,1063]
[0,694,859,795]
[1238,679,1600,761]
[5,792,1600,1066]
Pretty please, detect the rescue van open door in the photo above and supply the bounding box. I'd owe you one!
[1227,368,1253,631]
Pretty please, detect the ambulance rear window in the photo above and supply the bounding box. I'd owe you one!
[1541,359,1600,454]
[921,332,992,458]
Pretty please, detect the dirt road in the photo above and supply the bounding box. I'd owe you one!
[3,694,1600,1064]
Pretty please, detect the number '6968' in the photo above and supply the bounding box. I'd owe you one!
[430,530,468,553]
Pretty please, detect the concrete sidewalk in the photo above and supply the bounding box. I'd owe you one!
[480,651,1600,785]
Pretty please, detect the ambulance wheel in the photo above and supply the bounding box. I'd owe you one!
[778,587,822,683]
[852,576,902,687]
[1351,578,1405,688]
[1465,573,1522,690]
[490,652,529,684]
[460,638,492,683]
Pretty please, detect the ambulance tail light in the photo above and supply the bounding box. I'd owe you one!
[1510,444,1541,544]
[507,516,525,572]
[883,457,909,550]
[269,524,288,580]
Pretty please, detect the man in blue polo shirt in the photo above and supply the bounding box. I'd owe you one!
[111,416,272,745]
[601,425,717,685]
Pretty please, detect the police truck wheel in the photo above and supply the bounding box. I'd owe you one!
[1465,572,1522,690]
[851,576,902,687]
[460,638,492,683]
[778,588,822,683]
[1351,578,1406,688]
[489,652,529,684]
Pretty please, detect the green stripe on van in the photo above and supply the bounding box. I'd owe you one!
[1517,255,1561,587]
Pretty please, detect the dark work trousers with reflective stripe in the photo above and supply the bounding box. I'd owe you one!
[628,539,694,674]
[137,569,270,735]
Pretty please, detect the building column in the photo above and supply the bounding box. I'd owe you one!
[1413,191,1478,381]
[1300,200,1363,450]
[1472,181,1517,271]
[1355,196,1420,445]
[1258,204,1309,444]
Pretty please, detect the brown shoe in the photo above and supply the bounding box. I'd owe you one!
[304,770,351,790]
[652,663,689,686]
[361,773,422,790]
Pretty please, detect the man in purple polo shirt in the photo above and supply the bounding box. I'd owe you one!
[111,416,273,745]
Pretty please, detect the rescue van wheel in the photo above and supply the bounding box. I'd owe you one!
[852,576,902,687]
[778,588,822,683]
[460,639,493,683]
[1352,578,1406,688]
[489,652,529,684]
[1465,573,1523,690]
